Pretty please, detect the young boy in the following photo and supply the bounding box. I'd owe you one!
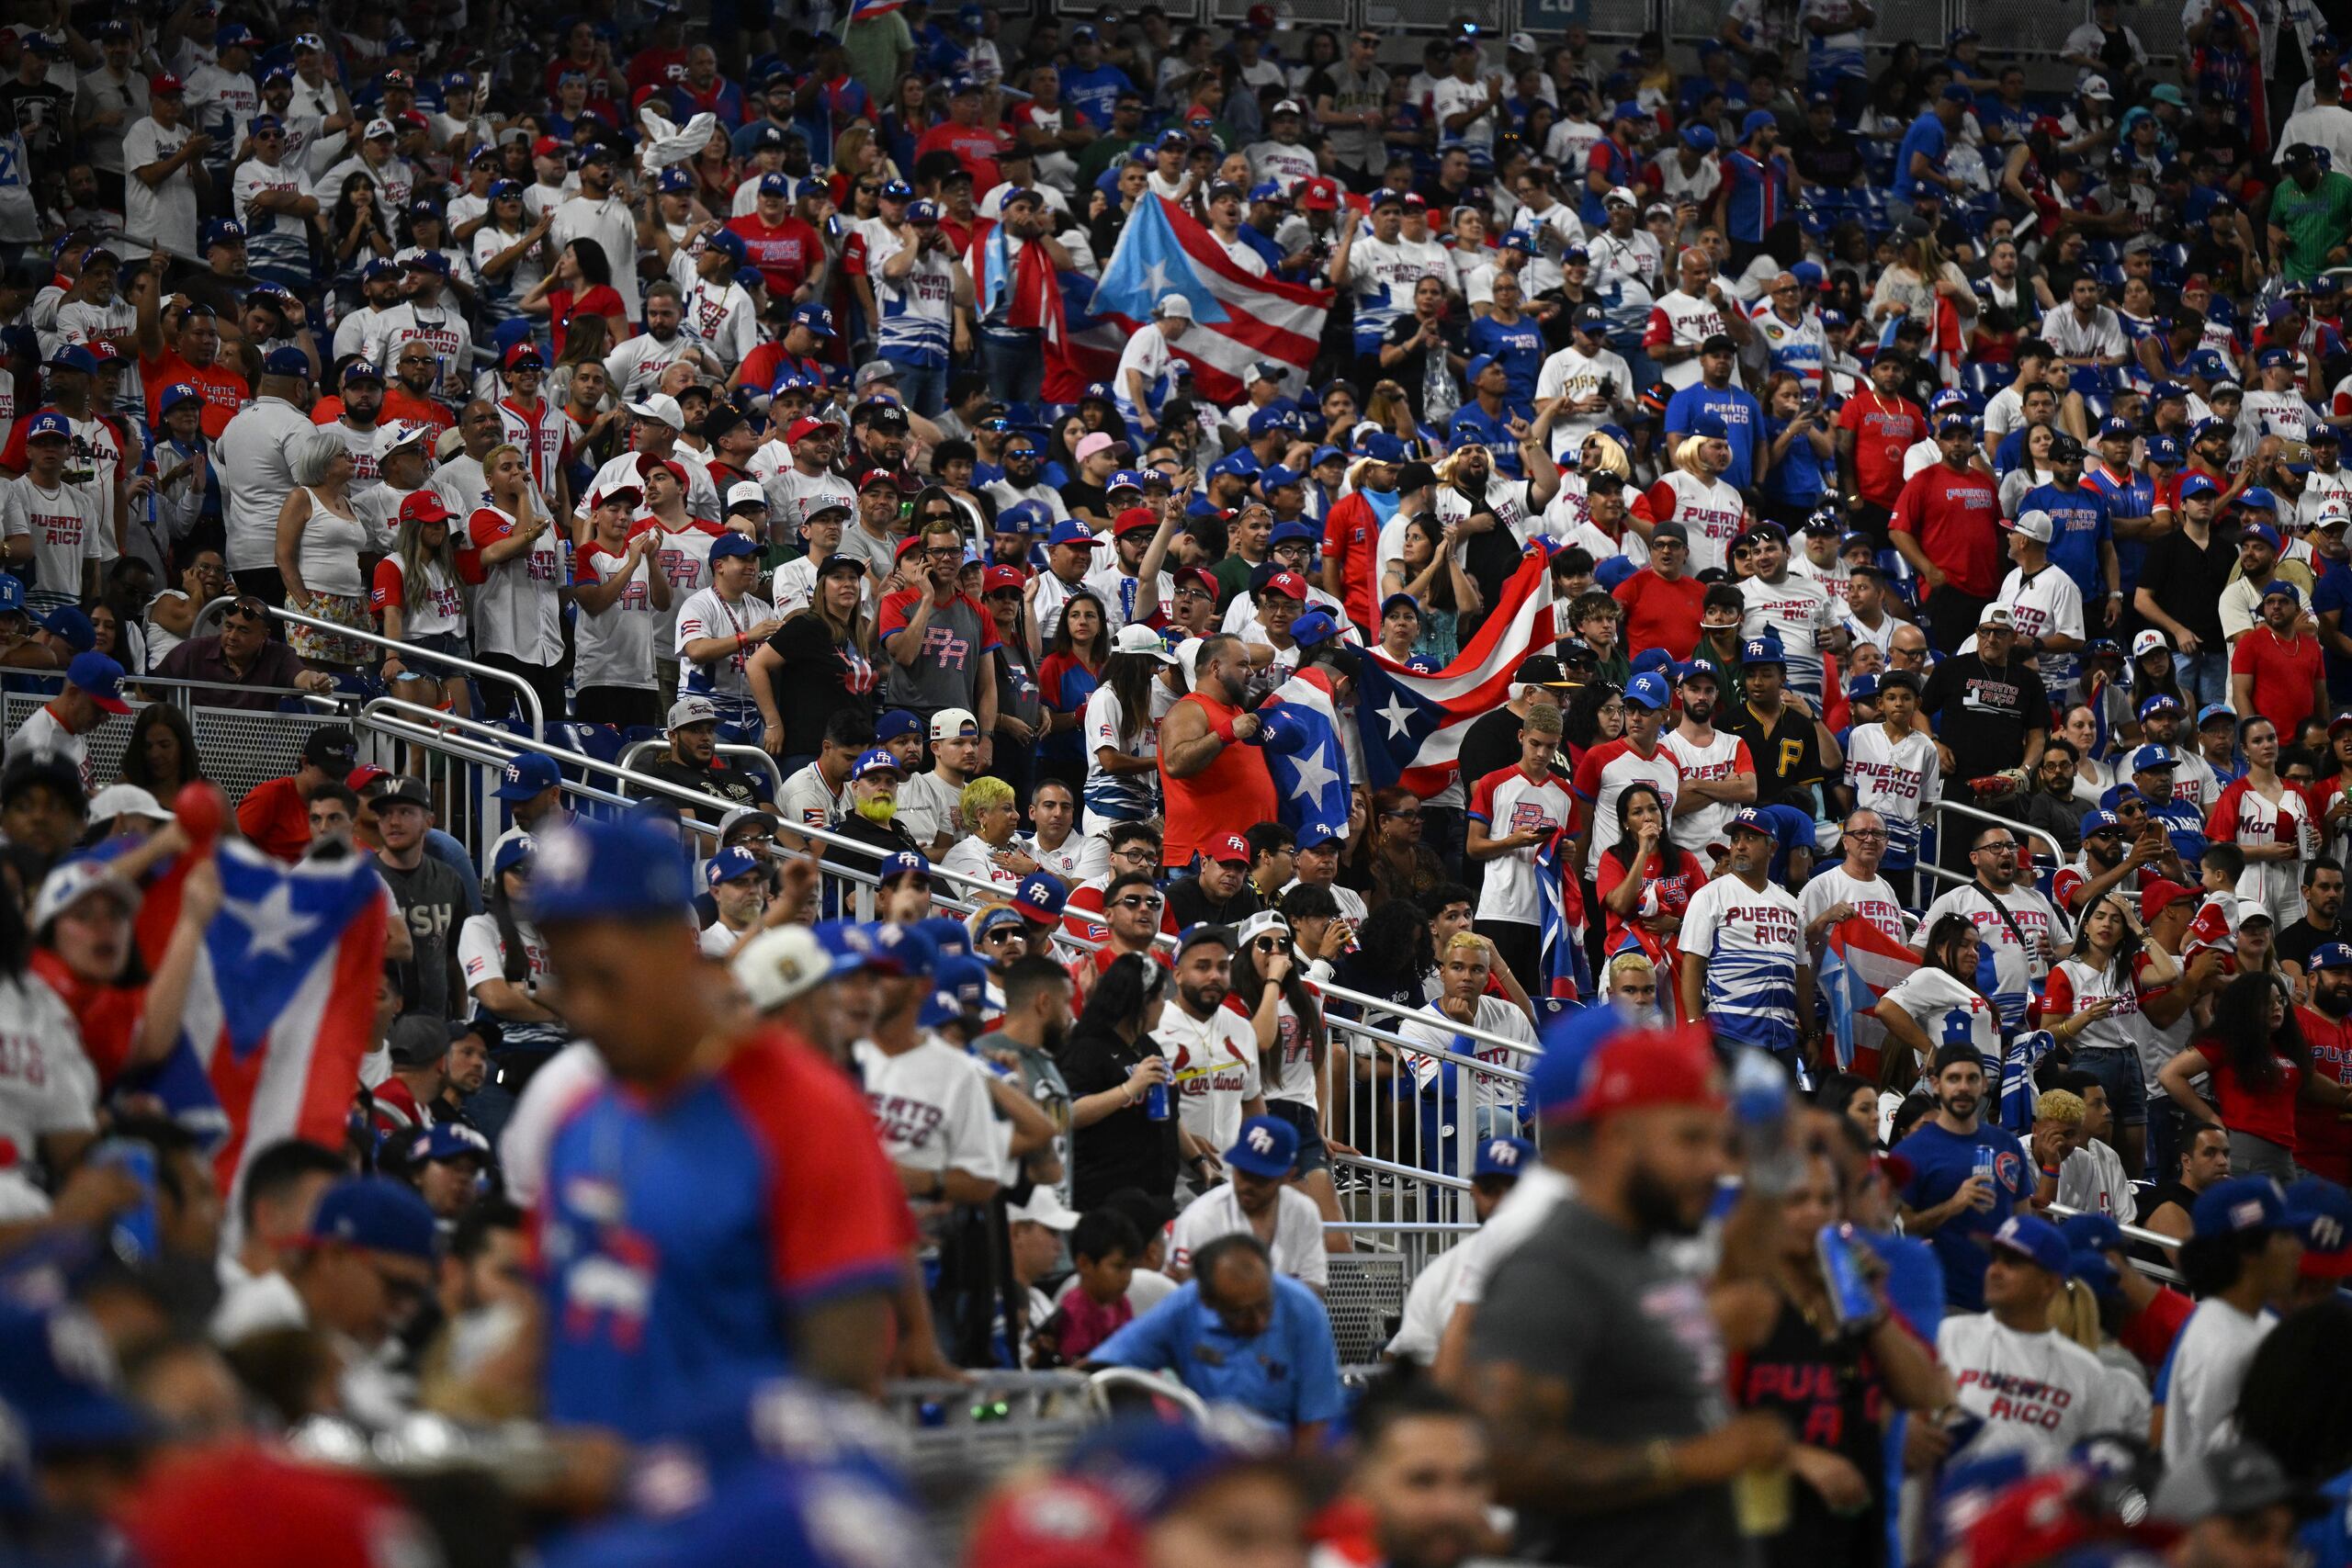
[1034,1208,1144,1364]
[2183,840,2246,971]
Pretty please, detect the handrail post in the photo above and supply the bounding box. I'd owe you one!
[270,604,546,740]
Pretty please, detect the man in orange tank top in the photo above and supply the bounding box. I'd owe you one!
[1158,632,1279,872]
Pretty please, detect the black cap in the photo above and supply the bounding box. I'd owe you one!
[371,775,433,809]
[1700,332,1736,354]
[817,551,865,576]
[302,725,358,771]
[1176,922,1236,957]
[2049,433,2085,462]
[387,1014,449,1067]
[1395,459,1438,492]
[1513,653,1567,685]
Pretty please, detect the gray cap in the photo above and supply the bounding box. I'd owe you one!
[2152,1444,2296,1524]
[854,360,899,389]
[386,1013,450,1067]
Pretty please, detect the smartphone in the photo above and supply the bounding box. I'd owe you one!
[1815,1222,1879,1332]
[95,1138,158,1264]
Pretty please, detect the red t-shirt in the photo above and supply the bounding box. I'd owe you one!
[913,121,1007,195]
[725,212,824,299]
[2298,1004,2352,1184]
[547,284,626,359]
[234,775,312,863]
[1611,568,1707,660]
[28,948,142,1089]
[139,350,248,439]
[2193,1034,2303,1148]
[1836,391,1927,510]
[380,387,456,441]
[1320,491,1381,631]
[1889,462,2003,598]
[2228,624,2324,739]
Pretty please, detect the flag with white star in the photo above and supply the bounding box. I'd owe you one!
[1258,669,1353,847]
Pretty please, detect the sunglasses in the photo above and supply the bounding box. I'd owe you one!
[1113,895,1164,911]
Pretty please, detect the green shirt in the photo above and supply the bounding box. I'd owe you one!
[1213,551,1265,606]
[1076,131,1147,191]
[843,12,912,103]
[2270,169,2352,281]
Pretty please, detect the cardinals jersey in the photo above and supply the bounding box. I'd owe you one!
[536,1032,910,1442]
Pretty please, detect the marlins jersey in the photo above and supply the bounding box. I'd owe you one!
[1844,724,1939,868]
[536,1032,911,1441]
[2207,779,2314,929]
[1680,871,1804,1055]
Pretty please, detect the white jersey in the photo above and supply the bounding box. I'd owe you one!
[673,587,773,707]
[1342,233,1439,343]
[1843,724,1940,867]
[369,300,472,384]
[1168,1182,1328,1287]
[1798,865,1908,945]
[1644,288,1730,390]
[1023,831,1105,886]
[1155,999,1262,1163]
[940,834,1029,896]
[1747,302,1829,389]
[1660,727,1753,854]
[1737,572,1837,697]
[1533,343,1634,455]
[1994,562,2087,698]
[1937,1314,2133,1465]
[2161,1298,2272,1467]
[1395,996,1538,1111]
[852,1038,1005,1181]
[1917,881,2063,1031]
[603,332,695,404]
[1645,469,1747,575]
[1680,873,1804,1052]
[0,974,97,1165]
[1879,964,2002,1083]
[3,475,99,612]
[775,761,852,836]
[679,277,759,370]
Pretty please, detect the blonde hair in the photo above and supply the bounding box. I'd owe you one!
[959,775,1015,822]
[1442,931,1490,961]
[1580,431,1632,480]
[1673,434,1709,477]
[2034,1089,2086,1128]
[482,443,529,496]
[2046,1279,2102,1353]
[1606,952,1656,983]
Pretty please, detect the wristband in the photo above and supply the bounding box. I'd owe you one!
[1209,711,1237,744]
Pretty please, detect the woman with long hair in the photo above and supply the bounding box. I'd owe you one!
[1080,637,1163,835]
[520,237,628,358]
[749,553,876,773]
[1724,1143,1951,1568]
[1813,1071,1883,1146]
[0,874,93,1168]
[1560,681,1625,773]
[878,73,938,175]
[1231,910,1350,1247]
[458,837,569,1125]
[1867,230,1973,352]
[373,491,473,720]
[2207,716,2313,930]
[1593,780,1707,1015]
[467,442,566,722]
[274,429,371,677]
[1870,913,2001,1091]
[1363,788,1449,910]
[1382,512,1480,662]
[2046,890,2146,1174]
[327,171,393,267]
[2059,705,2119,806]
[1061,952,1179,1207]
[688,122,738,210]
[1756,369,1835,529]
[471,179,551,325]
[571,485,673,730]
[1037,588,1107,802]
[2131,632,2187,714]
[547,313,617,423]
[2161,970,2349,1182]
[121,705,207,798]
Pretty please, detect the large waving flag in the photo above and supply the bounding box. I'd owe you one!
[1820,914,1918,1081]
[135,840,389,1200]
[1086,195,1331,404]
[1351,544,1564,799]
[1257,668,1352,848]
[1532,829,1589,1020]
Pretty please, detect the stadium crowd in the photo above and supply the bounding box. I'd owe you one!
[0,0,2347,1564]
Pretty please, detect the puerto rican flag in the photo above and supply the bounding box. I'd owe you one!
[1257,668,1352,849]
[847,0,910,17]
[1533,829,1589,1018]
[134,840,389,1204]
[1079,195,1331,405]
[1819,913,1917,1080]
[1351,543,1564,799]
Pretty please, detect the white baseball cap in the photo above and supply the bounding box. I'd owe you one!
[1007,1186,1080,1230]
[625,392,685,430]
[1155,293,1194,320]
[375,419,435,458]
[666,694,719,732]
[2005,509,2055,544]
[929,706,980,741]
[1113,622,1176,663]
[87,784,169,822]
[1605,185,1640,207]
[732,926,829,1012]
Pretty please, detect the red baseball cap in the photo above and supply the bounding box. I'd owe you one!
[345,763,391,793]
[635,452,687,487]
[1173,565,1219,598]
[855,466,899,493]
[531,134,563,159]
[2140,877,2192,921]
[1572,1027,1724,1121]
[1300,176,1339,211]
[149,72,184,96]
[786,415,831,443]
[1261,570,1307,600]
[983,565,1027,594]
[893,533,931,561]
[597,483,644,511]
[1209,830,1250,864]
[1113,505,1159,537]
[397,491,452,525]
[964,1479,1140,1568]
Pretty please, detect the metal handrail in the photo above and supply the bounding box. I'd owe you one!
[2042,1200,2187,1288]
[616,737,786,799]
[1924,793,2068,869]
[271,604,546,739]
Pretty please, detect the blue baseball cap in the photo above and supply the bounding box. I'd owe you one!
[1259,464,1303,492]
[850,746,904,780]
[1106,468,1147,493]
[2287,1177,2352,1270]
[1740,636,1787,667]
[997,500,1051,535]
[201,217,244,249]
[1225,1114,1300,1179]
[43,346,96,377]
[1528,996,1637,1122]
[0,1302,146,1455]
[1726,806,1776,838]
[1623,671,1670,709]
[526,818,694,924]
[1691,412,1730,439]
[495,751,560,799]
[918,954,994,1029]
[408,1123,492,1165]
[1047,519,1094,548]
[707,531,760,561]
[1741,107,1778,137]
[0,576,22,615]
[1290,608,1340,647]
[1012,871,1068,922]
[2237,486,2278,513]
[1676,657,1723,685]
[21,410,69,443]
[1360,432,1408,463]
[1847,671,1880,701]
[1989,1213,2069,1274]
[263,344,311,377]
[790,304,836,338]
[2264,579,2302,607]
[65,650,127,712]
[2060,1213,2126,1254]
[2311,942,2352,973]
[705,846,763,886]
[2146,434,2184,465]
[876,709,922,742]
[1268,518,1317,547]
[1474,1135,1536,1178]
[2129,743,2177,773]
[40,608,91,654]
[914,915,975,963]
[1464,353,1498,386]
[877,849,931,885]
[2193,1175,2293,1239]
[489,833,535,877]
[157,380,203,415]
[2177,471,2220,500]
[2199,702,2238,727]
[2080,807,2122,838]
[704,228,749,264]
[306,1178,437,1260]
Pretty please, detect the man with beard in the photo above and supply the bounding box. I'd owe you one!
[370,777,466,1021]
[1893,1044,2035,1310]
[632,695,770,824]
[435,1022,492,1129]
[982,431,1069,524]
[1159,631,1278,871]
[2052,806,2172,917]
[1679,807,1812,1066]
[1331,1381,1494,1568]
[549,142,639,322]
[1472,1027,1787,1568]
[828,748,930,888]
[1736,520,1840,704]
[318,359,386,493]
[1922,605,2049,811]
[1920,822,2065,1038]
[2134,690,2222,812]
[1153,925,1264,1187]
[2292,943,2352,1186]
[1724,634,1832,813]
[603,283,706,405]
[1657,655,1753,856]
[2278,857,2345,986]
[762,416,857,544]
[851,399,913,475]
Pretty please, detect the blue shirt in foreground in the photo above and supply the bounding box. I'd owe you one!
[1091,1274,1348,1428]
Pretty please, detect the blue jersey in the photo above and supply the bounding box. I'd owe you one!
[537,1033,910,1443]
[1758,414,1832,507]
[2084,463,2154,604]
[1092,1275,1348,1428]
[1893,110,1949,202]
[1665,383,1765,492]
[542,1452,924,1568]
[1467,312,1546,405]
[2019,479,2111,604]
[2317,558,2352,699]
[1448,399,1532,477]
[1721,147,1790,243]
[1893,1119,2032,1311]
[1059,62,1135,129]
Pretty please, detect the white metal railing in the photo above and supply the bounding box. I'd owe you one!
[272,604,546,739]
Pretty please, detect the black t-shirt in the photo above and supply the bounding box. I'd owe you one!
[1724,699,1826,809]
[1458,705,1532,793]
[374,853,467,1020]
[2278,915,2340,973]
[1383,313,1466,421]
[1920,653,2052,783]
[763,615,877,758]
[1164,874,1262,931]
[0,80,72,169]
[631,753,773,823]
[2137,524,2238,647]
[1736,1298,1887,1568]
[1061,1024,1181,1208]
[1787,124,1862,186]
[1060,479,1110,521]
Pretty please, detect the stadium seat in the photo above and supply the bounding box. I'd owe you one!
[1962,362,2004,399]
[620,725,663,749]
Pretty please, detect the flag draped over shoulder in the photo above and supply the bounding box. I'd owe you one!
[134,840,389,1197]
[1820,915,1918,1081]
[1081,195,1331,404]
[1351,544,1563,799]
[1257,668,1352,848]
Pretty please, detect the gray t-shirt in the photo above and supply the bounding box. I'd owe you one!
[374,853,469,1021]
[881,588,995,717]
[1471,1200,1749,1568]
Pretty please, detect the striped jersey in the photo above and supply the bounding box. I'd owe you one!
[1680,871,1804,1054]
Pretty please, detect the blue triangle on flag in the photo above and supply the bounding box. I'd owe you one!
[205,847,385,1058]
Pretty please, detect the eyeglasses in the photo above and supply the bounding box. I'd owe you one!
[1384,807,1420,819]
[1843,828,1886,840]
[981,927,1021,943]
[1973,840,2020,854]
[1113,895,1165,910]
[1111,844,1157,861]
[920,510,960,523]
[924,547,963,560]
[855,183,880,195]
[1252,936,1285,952]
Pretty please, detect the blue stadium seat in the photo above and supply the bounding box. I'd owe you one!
[1962,362,2004,399]
[570,724,623,765]
[620,725,663,749]
[2081,392,2113,424]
